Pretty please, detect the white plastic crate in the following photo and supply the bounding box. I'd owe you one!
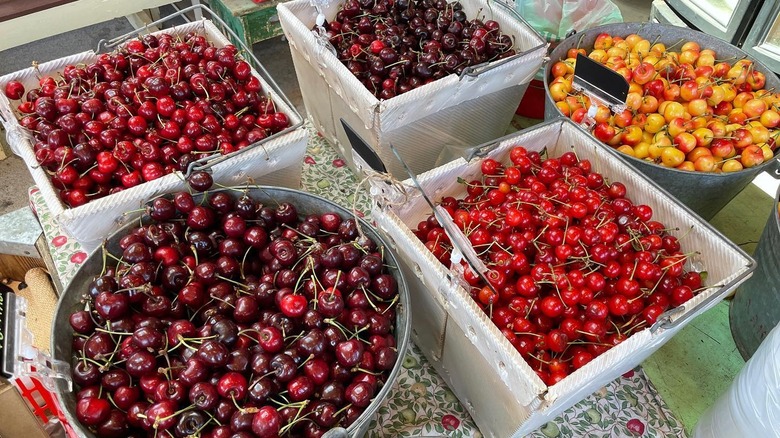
[0,12,307,253]
[277,0,546,179]
[370,118,755,437]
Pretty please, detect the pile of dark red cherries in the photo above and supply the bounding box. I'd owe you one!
[321,0,517,99]
[3,31,290,208]
[414,146,704,386]
[68,175,400,437]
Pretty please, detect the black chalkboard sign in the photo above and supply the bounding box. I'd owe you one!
[573,53,629,111]
[340,119,387,173]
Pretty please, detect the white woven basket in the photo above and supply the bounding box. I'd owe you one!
[0,18,307,253]
[371,118,755,437]
[277,0,546,179]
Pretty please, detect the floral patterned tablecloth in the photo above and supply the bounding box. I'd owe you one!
[28,125,686,438]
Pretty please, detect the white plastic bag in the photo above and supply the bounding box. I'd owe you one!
[693,322,780,437]
[516,0,623,42]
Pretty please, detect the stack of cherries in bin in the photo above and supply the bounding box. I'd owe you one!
[320,0,517,99]
[68,174,400,437]
[3,31,290,208]
[415,147,704,385]
[549,33,776,173]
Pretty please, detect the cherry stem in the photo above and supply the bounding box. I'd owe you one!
[176,334,199,351]
[155,404,195,429]
[298,354,315,369]
[380,294,399,314]
[610,319,622,337]
[323,318,355,341]
[575,329,601,339]
[94,327,132,336]
[331,403,353,419]
[190,245,200,266]
[216,275,249,290]
[103,249,131,267]
[292,264,312,295]
[107,393,119,410]
[569,340,614,347]
[351,367,383,375]
[240,245,252,279]
[209,294,236,309]
[79,163,98,178]
[278,401,311,435]
[525,298,537,319]
[528,353,551,365]
[285,331,306,348]
[232,394,259,414]
[514,331,543,338]
[619,314,640,330]
[79,355,110,371]
[204,410,222,427]
[624,320,648,335]
[359,285,381,312]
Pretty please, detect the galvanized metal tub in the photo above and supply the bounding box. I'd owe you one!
[50,186,411,438]
[730,185,780,359]
[544,22,780,220]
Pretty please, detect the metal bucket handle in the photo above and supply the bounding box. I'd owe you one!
[94,4,304,178]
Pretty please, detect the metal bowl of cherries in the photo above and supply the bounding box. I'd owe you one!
[51,184,410,438]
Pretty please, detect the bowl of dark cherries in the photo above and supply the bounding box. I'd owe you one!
[51,181,410,438]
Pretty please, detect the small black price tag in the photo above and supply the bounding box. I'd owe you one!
[340,119,387,173]
[573,53,630,112]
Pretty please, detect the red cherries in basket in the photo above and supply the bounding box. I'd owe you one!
[4,32,290,208]
[415,147,704,386]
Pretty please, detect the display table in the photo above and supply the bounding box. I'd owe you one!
[28,126,687,437]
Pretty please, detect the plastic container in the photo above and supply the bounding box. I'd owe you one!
[543,22,780,220]
[277,0,546,179]
[0,5,307,252]
[49,186,411,438]
[730,185,780,359]
[369,118,755,437]
[693,321,780,438]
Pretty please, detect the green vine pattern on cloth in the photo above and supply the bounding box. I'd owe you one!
[28,124,686,438]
